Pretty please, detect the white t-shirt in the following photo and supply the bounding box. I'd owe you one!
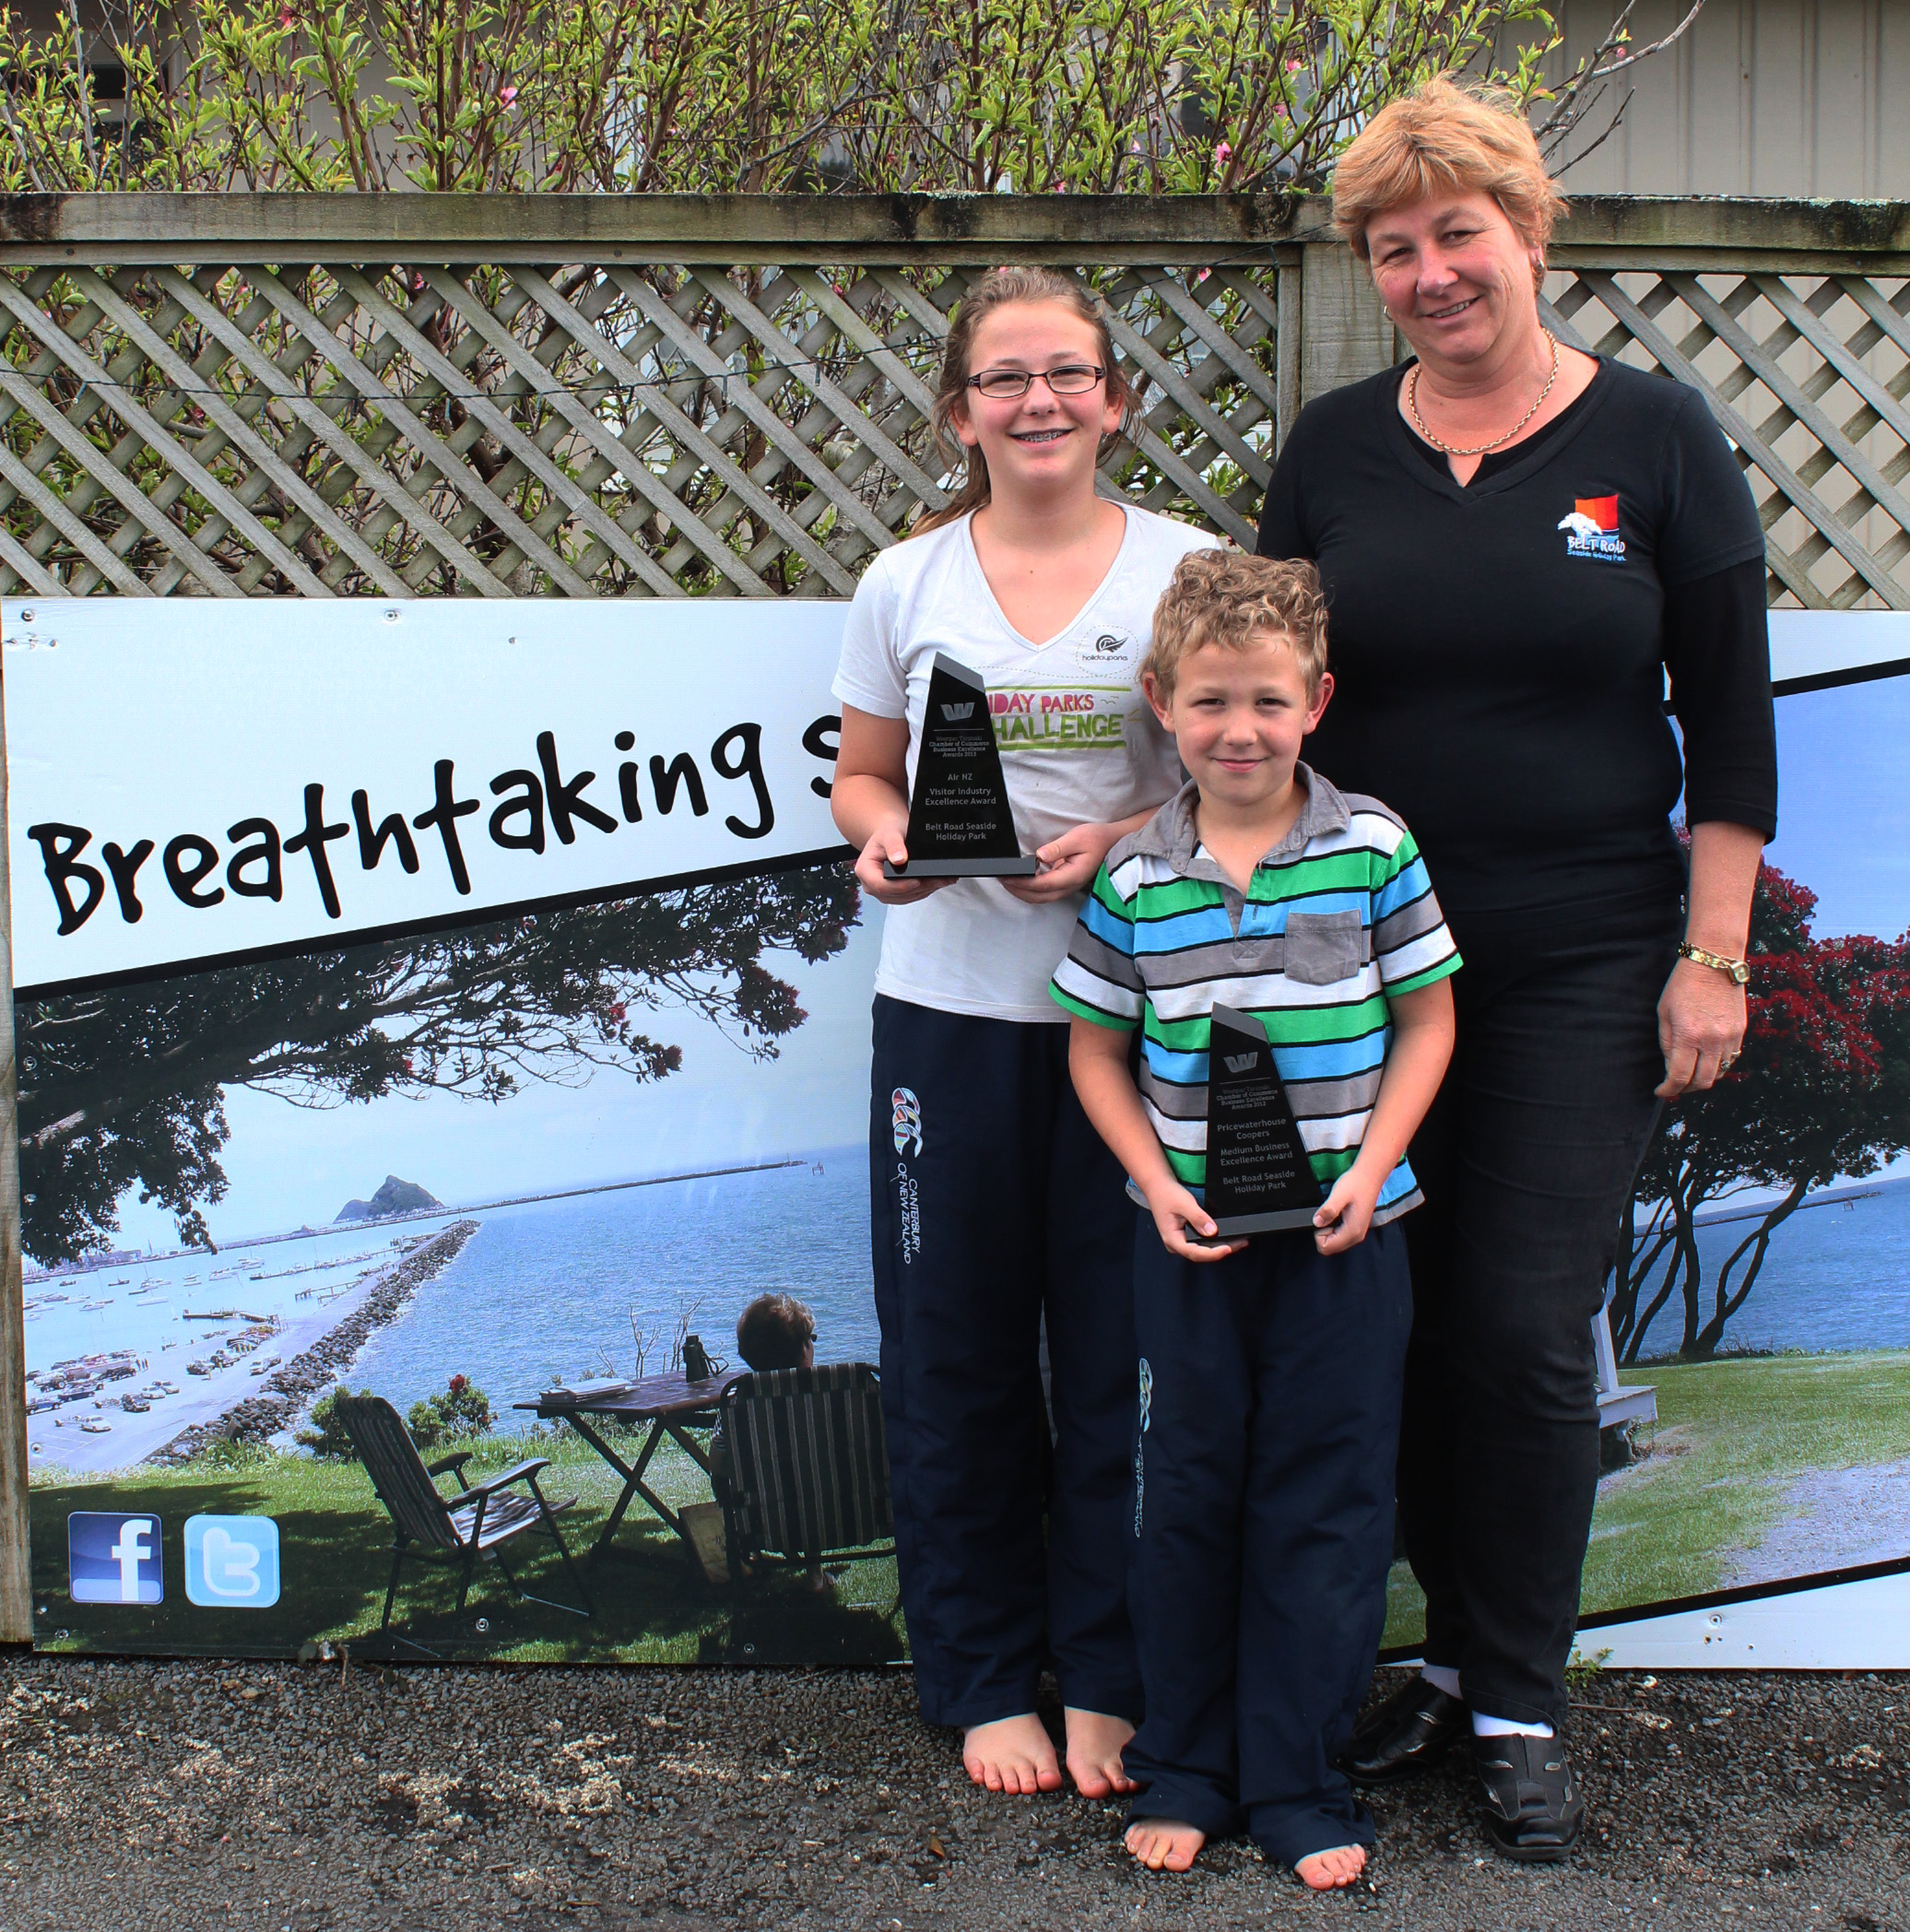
[832,505,1223,1022]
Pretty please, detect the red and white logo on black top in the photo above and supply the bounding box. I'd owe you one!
[1556,494,1626,562]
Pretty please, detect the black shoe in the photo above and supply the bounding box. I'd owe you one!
[1336,1677,1468,1786]
[1473,1732,1586,1863]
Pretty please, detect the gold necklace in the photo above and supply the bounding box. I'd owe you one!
[1407,329,1560,458]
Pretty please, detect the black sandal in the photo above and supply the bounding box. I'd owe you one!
[1472,1732,1585,1862]
[1336,1676,1468,1785]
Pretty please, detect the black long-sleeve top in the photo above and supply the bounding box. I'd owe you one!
[1256,358,1777,926]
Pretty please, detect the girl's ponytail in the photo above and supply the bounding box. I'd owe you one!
[913,268,1138,537]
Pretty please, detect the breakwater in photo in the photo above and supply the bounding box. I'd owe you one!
[148,1219,481,1464]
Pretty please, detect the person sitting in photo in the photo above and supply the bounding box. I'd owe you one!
[710,1292,830,1592]
[1053,552,1459,1891]
[735,1291,816,1373]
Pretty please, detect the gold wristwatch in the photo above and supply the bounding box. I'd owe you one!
[1677,940,1749,985]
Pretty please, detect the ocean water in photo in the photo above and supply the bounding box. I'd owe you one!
[1628,1179,1910,1360]
[347,1149,877,1411]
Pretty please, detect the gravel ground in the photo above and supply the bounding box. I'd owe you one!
[3,1652,1906,1930]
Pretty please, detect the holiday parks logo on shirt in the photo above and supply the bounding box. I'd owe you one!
[991,685,1132,752]
[1070,628,1137,674]
[1557,494,1626,562]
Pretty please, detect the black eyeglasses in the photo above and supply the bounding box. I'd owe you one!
[965,363,1106,401]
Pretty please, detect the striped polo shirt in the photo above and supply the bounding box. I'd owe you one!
[1051,767,1461,1224]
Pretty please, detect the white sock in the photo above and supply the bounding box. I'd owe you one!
[1420,1664,1463,1700]
[1472,1712,1555,1739]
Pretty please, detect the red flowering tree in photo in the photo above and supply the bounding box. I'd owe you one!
[1611,859,1910,1362]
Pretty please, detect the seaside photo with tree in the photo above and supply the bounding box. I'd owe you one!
[23,848,907,1666]
[1611,854,1910,1367]
[21,868,858,1262]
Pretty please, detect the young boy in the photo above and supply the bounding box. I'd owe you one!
[1051,552,1459,1891]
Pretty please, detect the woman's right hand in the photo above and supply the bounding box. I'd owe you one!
[854,819,952,906]
[1146,1181,1245,1264]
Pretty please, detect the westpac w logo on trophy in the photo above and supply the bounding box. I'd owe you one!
[939,701,975,722]
[1221,1050,1260,1075]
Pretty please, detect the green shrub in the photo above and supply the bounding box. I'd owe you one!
[297,1385,374,1460]
[407,1374,493,1452]
[195,1431,274,1471]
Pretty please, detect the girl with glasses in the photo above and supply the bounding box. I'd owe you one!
[831,267,1222,1802]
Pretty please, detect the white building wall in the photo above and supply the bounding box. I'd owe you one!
[1523,0,1910,196]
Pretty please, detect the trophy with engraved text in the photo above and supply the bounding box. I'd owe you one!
[882,654,1039,879]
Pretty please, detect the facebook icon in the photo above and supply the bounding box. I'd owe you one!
[67,1512,164,1605]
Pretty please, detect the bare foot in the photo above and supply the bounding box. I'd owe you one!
[1294,1844,1367,1891]
[1125,1817,1206,1871]
[1064,1707,1138,1798]
[961,1714,1063,1796]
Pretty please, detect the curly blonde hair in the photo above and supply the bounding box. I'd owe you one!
[1144,551,1329,704]
[1332,75,1568,292]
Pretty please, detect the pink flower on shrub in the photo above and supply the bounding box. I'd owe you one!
[499,85,518,107]
[1214,142,1232,165]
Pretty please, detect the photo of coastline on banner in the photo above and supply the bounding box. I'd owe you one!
[10,600,1910,1667]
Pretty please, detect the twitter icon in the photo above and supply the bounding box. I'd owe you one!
[183,1515,281,1608]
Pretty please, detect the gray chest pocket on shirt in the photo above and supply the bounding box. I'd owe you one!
[1282,909,1364,985]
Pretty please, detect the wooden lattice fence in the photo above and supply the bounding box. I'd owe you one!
[0,194,1903,609]
[1543,260,1910,611]
[0,203,1303,601]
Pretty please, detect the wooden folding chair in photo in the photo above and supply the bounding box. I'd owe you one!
[715,1363,895,1604]
[335,1396,592,1650]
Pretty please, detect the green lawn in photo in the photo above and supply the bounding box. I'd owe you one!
[29,1425,905,1667]
[1382,1349,1910,1652]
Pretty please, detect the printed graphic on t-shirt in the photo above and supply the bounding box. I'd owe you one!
[991,684,1135,752]
[1557,494,1627,562]
[1069,629,1137,674]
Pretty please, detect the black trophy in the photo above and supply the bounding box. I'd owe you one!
[1197,1003,1326,1238]
[883,653,1039,878]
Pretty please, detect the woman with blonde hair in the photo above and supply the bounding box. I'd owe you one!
[1258,77,1774,1858]
[831,268,1222,1798]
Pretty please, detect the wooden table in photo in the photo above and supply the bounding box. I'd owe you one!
[516,1369,743,1562]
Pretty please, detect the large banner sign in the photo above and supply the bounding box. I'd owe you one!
[7,599,849,995]
[8,599,1910,1669]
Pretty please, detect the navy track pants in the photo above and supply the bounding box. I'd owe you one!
[868,994,1142,1729]
[1125,1219,1411,1867]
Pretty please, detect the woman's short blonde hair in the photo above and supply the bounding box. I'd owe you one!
[1333,75,1567,289]
[1144,551,1329,705]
